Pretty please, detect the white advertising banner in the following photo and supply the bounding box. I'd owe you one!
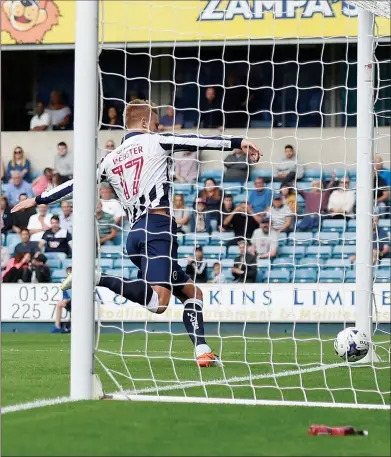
[1,283,390,323]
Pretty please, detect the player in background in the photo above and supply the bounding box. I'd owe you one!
[52,266,72,333]
[12,99,261,367]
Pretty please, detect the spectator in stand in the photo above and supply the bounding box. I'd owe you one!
[223,148,249,183]
[2,252,31,283]
[27,204,52,242]
[190,198,211,234]
[211,262,226,283]
[101,139,116,159]
[297,173,336,231]
[350,216,390,265]
[158,107,184,131]
[223,202,260,246]
[200,87,223,129]
[7,146,32,182]
[96,200,118,246]
[1,246,10,269]
[32,168,54,196]
[223,73,247,128]
[100,184,125,225]
[102,106,122,130]
[54,142,73,183]
[39,215,72,256]
[374,159,390,214]
[173,194,191,233]
[273,145,303,186]
[46,90,72,130]
[52,172,62,189]
[11,194,37,233]
[327,176,355,220]
[199,178,222,225]
[267,193,293,233]
[280,183,299,215]
[221,194,234,231]
[5,171,33,207]
[249,177,272,214]
[175,151,199,183]
[30,101,51,131]
[375,155,391,186]
[1,159,4,182]
[52,266,72,334]
[251,217,279,259]
[232,241,257,283]
[14,228,39,256]
[27,252,51,283]
[1,195,13,234]
[186,246,207,283]
[59,200,73,235]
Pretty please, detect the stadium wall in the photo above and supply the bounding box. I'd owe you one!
[2,128,390,173]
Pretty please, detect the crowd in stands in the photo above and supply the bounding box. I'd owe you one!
[1,114,390,284]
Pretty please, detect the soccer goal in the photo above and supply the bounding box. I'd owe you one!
[70,0,391,410]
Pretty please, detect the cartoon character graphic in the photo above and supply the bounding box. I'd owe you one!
[1,0,59,44]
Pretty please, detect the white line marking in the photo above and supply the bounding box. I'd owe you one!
[2,397,75,415]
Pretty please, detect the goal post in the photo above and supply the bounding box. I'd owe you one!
[71,0,390,406]
[70,0,99,401]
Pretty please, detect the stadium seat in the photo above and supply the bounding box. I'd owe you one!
[184,232,210,246]
[256,269,264,283]
[51,269,67,282]
[106,268,131,279]
[257,259,271,269]
[278,232,288,246]
[172,183,193,196]
[278,245,306,259]
[374,269,391,283]
[200,170,223,183]
[318,232,341,246]
[47,258,62,269]
[378,219,391,233]
[227,245,240,259]
[62,258,73,270]
[324,259,352,270]
[5,233,22,255]
[322,219,346,233]
[298,257,324,268]
[345,270,356,283]
[288,232,314,246]
[296,182,312,191]
[306,245,332,259]
[292,268,318,283]
[177,233,185,245]
[178,245,195,258]
[264,270,291,283]
[332,245,356,259]
[220,258,234,268]
[347,219,357,232]
[250,168,272,180]
[342,232,357,245]
[379,258,391,269]
[303,168,322,180]
[318,270,344,283]
[221,182,243,196]
[178,258,187,269]
[272,258,295,270]
[203,245,227,259]
[44,252,68,261]
[210,231,234,245]
[233,194,246,206]
[100,245,123,259]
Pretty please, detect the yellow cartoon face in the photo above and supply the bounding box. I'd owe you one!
[3,0,47,32]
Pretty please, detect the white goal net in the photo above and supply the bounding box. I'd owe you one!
[93,0,390,408]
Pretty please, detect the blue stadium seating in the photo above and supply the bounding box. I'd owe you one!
[227,245,240,259]
[105,268,131,279]
[347,219,357,232]
[288,232,313,246]
[210,231,234,245]
[332,245,356,258]
[318,270,344,283]
[303,168,322,180]
[6,233,22,255]
[200,170,223,183]
[345,270,356,283]
[265,270,291,283]
[221,182,243,196]
[113,258,133,269]
[46,258,62,269]
[292,268,318,283]
[100,245,123,259]
[378,219,391,233]
[324,259,352,270]
[298,257,324,268]
[379,258,391,269]
[250,169,272,180]
[306,245,333,259]
[44,252,68,261]
[374,269,391,283]
[343,233,357,245]
[278,232,288,246]
[272,258,295,270]
[178,245,195,257]
[318,232,341,246]
[203,246,227,259]
[257,259,271,269]
[256,270,264,283]
[322,219,346,233]
[278,245,306,258]
[184,233,210,246]
[62,259,73,270]
[51,269,67,281]
[172,183,194,196]
[98,258,114,271]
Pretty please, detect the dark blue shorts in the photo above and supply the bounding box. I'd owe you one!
[126,213,190,292]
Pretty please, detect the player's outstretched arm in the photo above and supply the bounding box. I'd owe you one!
[11,179,74,213]
[157,133,261,163]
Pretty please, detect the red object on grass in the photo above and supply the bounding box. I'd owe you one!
[308,425,368,436]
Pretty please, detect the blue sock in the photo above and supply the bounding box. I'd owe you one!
[182,299,206,346]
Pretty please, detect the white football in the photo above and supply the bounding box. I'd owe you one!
[334,327,370,362]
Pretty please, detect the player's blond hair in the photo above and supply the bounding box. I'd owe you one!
[125,99,158,128]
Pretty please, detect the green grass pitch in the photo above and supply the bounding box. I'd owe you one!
[2,333,390,456]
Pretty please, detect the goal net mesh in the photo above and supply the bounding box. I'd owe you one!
[94,0,390,407]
